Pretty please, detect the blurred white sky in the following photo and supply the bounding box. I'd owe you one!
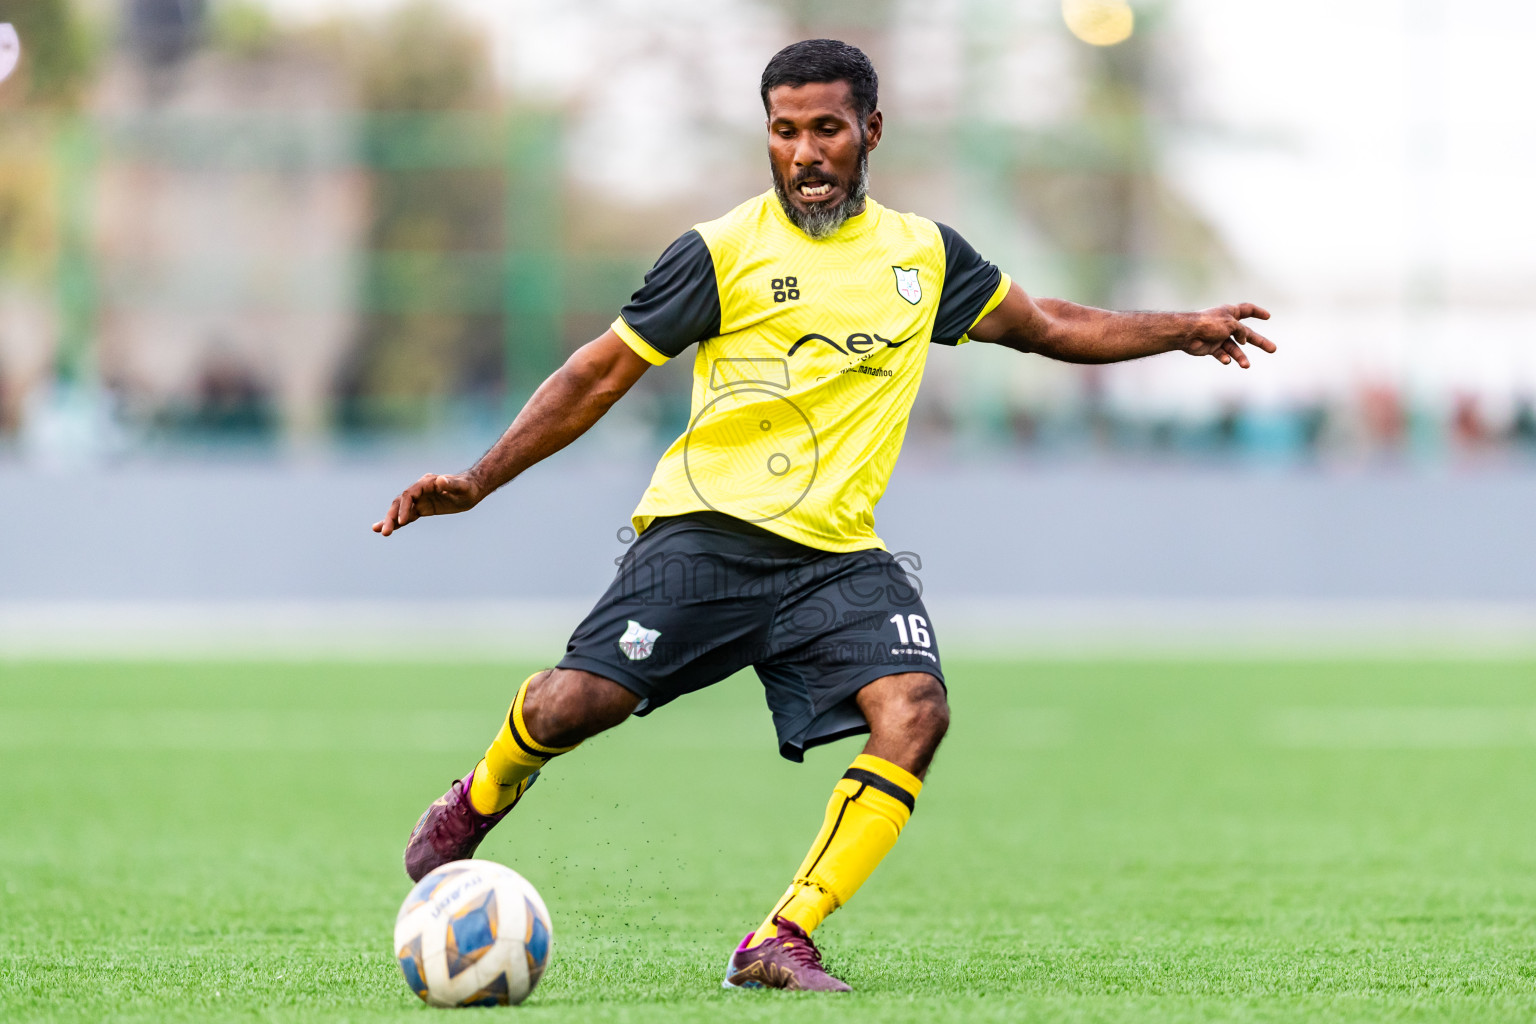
[1164,0,1536,415]
[1176,0,1536,304]
[251,0,1536,414]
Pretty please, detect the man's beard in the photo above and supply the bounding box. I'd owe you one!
[772,146,869,240]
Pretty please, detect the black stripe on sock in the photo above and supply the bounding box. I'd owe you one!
[767,889,797,925]
[507,710,554,761]
[842,767,916,813]
[802,793,855,880]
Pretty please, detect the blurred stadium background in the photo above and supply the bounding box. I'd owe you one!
[3,0,1536,654]
[9,5,1536,1021]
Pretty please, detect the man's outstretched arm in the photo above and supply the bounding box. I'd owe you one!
[967,281,1276,368]
[373,330,651,536]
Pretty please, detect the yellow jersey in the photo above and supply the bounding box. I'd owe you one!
[612,191,1010,552]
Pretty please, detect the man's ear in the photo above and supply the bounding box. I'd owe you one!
[864,110,883,151]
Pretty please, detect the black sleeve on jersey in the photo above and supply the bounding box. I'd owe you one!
[618,229,721,357]
[931,223,1005,346]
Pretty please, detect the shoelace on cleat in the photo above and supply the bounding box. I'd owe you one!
[425,780,472,841]
[448,778,502,834]
[778,936,827,972]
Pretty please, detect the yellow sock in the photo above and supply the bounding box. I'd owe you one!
[467,674,579,815]
[752,753,922,944]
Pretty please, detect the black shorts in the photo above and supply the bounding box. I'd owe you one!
[557,512,944,761]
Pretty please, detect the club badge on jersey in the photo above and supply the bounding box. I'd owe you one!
[892,266,921,305]
[618,620,661,661]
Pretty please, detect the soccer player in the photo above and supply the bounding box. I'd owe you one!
[375,39,1275,992]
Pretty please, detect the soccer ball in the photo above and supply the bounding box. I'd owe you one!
[393,859,553,1007]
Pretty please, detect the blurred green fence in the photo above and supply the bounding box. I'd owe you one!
[10,108,658,437]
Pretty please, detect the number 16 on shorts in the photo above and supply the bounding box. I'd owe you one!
[890,613,931,648]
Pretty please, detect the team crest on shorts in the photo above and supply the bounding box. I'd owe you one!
[618,620,661,661]
[892,266,921,305]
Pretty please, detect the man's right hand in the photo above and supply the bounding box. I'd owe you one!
[373,473,483,537]
[371,330,651,539]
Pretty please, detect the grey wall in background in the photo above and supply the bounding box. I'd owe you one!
[4,456,1534,603]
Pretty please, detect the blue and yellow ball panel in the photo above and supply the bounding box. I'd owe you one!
[458,971,511,1008]
[395,934,428,1001]
[401,864,473,915]
[524,896,551,986]
[445,889,498,979]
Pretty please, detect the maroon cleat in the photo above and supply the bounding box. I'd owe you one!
[402,769,537,882]
[722,917,851,992]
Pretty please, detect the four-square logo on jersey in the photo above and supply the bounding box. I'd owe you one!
[772,277,800,303]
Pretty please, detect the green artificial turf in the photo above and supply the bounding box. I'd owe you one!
[4,658,1536,1022]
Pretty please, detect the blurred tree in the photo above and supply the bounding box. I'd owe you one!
[939,7,1234,444]
[1017,19,1232,435]
[1010,23,1229,312]
[320,1,507,432]
[0,0,95,107]
[206,0,278,59]
[0,0,99,429]
[0,0,97,279]
[774,0,894,34]
[346,1,490,112]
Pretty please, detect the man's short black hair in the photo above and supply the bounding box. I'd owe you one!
[760,39,878,123]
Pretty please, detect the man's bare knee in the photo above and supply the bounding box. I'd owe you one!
[892,679,950,746]
[857,673,950,777]
[522,669,638,749]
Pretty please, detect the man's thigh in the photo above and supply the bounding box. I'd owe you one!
[756,548,945,762]
[555,515,783,715]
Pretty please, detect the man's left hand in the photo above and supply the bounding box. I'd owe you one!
[1183,304,1276,368]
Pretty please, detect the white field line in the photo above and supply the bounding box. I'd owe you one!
[0,600,589,660]
[0,709,490,751]
[975,708,1075,747]
[1267,707,1536,749]
[10,703,1535,752]
[3,599,1536,660]
[0,706,1075,752]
